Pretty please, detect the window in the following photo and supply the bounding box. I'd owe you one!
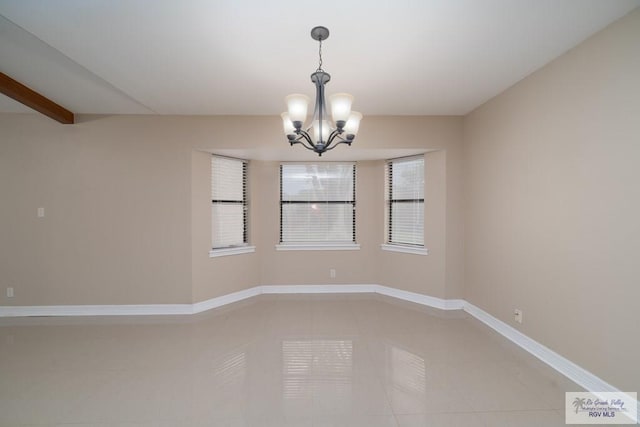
[278,163,358,250]
[385,156,425,252]
[211,155,253,256]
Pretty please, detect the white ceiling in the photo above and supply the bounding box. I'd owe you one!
[0,0,638,117]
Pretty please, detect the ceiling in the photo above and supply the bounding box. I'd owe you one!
[0,0,638,117]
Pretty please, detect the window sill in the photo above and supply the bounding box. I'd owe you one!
[380,244,429,256]
[276,243,361,251]
[209,246,256,258]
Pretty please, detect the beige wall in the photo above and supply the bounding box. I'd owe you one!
[463,9,640,391]
[0,115,193,305]
[0,114,463,305]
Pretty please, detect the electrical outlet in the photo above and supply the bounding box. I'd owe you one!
[514,308,523,324]
[330,269,336,279]
[37,207,45,218]
[6,287,14,298]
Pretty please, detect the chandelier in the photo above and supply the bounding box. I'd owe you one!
[281,26,362,156]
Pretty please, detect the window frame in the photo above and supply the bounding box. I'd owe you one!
[209,155,255,258]
[277,162,360,251]
[382,155,428,255]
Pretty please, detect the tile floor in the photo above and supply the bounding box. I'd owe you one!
[0,294,586,426]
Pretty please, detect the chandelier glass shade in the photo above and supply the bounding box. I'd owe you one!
[281,26,362,156]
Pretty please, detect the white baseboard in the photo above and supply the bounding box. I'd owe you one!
[463,301,639,421]
[192,286,262,314]
[375,285,465,310]
[261,284,376,294]
[463,302,610,391]
[0,303,193,317]
[0,284,453,316]
[1,283,634,416]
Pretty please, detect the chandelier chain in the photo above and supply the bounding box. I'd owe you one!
[317,39,323,72]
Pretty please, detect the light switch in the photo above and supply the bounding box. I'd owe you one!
[37,207,45,218]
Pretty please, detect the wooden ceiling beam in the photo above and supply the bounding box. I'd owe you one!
[0,72,74,124]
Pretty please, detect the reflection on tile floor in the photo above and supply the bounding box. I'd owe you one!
[0,294,584,426]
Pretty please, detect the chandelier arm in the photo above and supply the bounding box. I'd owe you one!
[288,130,322,153]
[323,129,347,150]
[288,138,305,147]
[323,130,355,152]
[297,142,318,152]
[288,132,310,147]
[296,129,315,147]
[323,139,352,152]
[323,129,339,150]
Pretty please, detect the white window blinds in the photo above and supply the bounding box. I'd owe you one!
[211,156,248,249]
[280,163,356,243]
[387,156,424,246]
